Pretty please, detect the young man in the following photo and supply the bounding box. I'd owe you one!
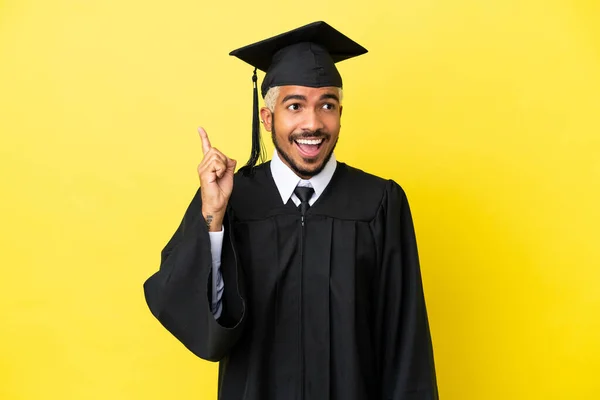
[144,21,438,400]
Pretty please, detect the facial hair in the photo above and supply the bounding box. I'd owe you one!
[271,114,338,178]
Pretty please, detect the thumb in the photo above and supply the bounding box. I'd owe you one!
[227,158,237,171]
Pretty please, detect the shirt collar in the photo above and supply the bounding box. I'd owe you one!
[270,150,337,205]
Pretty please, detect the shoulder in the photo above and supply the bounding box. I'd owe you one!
[320,163,407,221]
[233,162,272,190]
[342,163,389,190]
[340,163,406,198]
[229,162,282,218]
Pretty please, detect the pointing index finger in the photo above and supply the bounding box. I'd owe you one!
[198,127,212,155]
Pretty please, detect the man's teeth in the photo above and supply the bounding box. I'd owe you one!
[296,138,323,145]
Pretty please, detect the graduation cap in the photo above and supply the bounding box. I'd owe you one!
[229,21,368,171]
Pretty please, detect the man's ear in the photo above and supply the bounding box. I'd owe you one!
[260,107,273,132]
[339,105,343,118]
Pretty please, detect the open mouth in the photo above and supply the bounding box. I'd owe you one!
[294,137,325,158]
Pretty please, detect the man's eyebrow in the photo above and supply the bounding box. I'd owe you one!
[320,93,340,102]
[281,94,307,103]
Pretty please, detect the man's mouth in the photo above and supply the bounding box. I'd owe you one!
[294,137,325,158]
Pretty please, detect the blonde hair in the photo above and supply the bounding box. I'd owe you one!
[264,86,343,112]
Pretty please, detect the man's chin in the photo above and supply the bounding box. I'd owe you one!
[299,156,320,165]
[293,162,325,178]
[295,155,324,168]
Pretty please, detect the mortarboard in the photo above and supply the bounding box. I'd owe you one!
[229,21,368,171]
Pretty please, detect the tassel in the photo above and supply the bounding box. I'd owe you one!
[243,68,265,174]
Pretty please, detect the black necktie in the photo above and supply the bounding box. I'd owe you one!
[294,186,314,216]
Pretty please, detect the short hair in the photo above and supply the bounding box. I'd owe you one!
[264,86,344,112]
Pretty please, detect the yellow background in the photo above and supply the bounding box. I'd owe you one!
[1,0,599,398]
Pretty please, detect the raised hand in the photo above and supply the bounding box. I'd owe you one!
[197,127,237,231]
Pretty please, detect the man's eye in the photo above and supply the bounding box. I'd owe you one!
[287,103,301,111]
[322,103,335,110]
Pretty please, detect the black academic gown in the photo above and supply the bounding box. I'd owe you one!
[144,162,438,400]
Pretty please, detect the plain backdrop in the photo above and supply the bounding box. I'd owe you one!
[1,0,599,398]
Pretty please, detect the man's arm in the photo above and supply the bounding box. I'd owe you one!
[143,190,245,362]
[209,229,225,319]
[143,127,244,361]
[376,182,438,399]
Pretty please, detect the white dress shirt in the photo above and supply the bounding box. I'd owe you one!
[209,150,337,318]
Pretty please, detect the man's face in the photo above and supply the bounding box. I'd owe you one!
[261,86,342,179]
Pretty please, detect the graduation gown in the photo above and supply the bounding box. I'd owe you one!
[144,162,438,400]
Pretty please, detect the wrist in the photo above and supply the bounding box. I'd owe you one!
[202,209,225,232]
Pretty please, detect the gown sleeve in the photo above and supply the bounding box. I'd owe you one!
[143,188,246,362]
[376,182,438,399]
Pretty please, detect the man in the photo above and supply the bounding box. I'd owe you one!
[144,21,438,399]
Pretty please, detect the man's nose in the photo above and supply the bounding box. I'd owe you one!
[301,109,324,132]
